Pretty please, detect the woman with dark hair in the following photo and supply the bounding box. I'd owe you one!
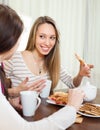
[0,4,85,130]
[0,3,24,98]
[0,4,46,109]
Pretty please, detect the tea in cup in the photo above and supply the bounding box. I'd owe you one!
[20,91,41,117]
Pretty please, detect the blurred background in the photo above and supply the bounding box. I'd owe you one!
[0,0,100,88]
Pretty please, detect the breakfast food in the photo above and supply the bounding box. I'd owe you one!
[75,117,83,124]
[49,92,68,105]
[75,53,86,65]
[79,103,100,116]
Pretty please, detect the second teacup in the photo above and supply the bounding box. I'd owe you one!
[40,80,52,98]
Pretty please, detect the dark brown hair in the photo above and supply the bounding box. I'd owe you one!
[0,4,23,53]
[0,4,23,98]
[0,64,11,98]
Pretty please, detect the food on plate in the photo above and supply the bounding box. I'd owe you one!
[79,103,100,116]
[49,92,68,105]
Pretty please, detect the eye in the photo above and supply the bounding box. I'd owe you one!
[50,36,56,40]
[39,35,45,39]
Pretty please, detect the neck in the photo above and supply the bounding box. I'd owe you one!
[32,51,44,63]
[32,51,46,75]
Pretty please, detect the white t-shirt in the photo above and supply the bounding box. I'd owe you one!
[0,90,76,130]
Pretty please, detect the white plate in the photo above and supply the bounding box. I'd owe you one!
[78,104,100,118]
[46,99,65,106]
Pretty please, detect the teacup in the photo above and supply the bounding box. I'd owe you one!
[80,82,97,102]
[20,91,41,117]
[40,80,52,98]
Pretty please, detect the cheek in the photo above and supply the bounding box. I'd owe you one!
[51,41,56,48]
[7,52,14,59]
[6,47,18,60]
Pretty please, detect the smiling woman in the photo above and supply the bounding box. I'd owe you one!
[7,0,86,71]
[7,0,100,88]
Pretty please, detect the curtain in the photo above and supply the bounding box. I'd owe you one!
[7,0,100,88]
[0,0,9,4]
[85,0,100,87]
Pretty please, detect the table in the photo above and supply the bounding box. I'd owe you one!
[21,89,100,130]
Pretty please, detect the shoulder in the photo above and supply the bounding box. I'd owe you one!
[11,51,21,59]
[6,51,22,63]
[21,50,32,58]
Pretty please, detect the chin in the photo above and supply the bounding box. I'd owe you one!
[42,50,51,55]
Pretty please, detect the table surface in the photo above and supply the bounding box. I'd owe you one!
[20,89,100,130]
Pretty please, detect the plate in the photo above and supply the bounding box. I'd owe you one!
[78,104,100,118]
[46,99,65,106]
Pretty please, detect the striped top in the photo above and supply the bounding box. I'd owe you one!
[4,51,75,89]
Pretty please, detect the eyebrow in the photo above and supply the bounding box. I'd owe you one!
[39,33,56,36]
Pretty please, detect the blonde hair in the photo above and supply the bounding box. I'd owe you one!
[26,16,60,91]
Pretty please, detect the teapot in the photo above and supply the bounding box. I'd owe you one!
[80,82,97,102]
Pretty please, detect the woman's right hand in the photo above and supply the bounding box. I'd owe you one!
[27,78,46,92]
[17,77,46,93]
[8,77,46,97]
[67,88,85,111]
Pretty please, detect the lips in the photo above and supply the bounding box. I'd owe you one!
[40,45,51,53]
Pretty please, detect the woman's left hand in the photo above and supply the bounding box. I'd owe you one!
[79,63,94,77]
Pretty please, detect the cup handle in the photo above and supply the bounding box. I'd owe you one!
[36,97,41,110]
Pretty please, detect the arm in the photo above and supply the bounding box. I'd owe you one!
[8,77,46,97]
[60,67,75,88]
[0,88,84,130]
[0,93,76,130]
[73,63,94,87]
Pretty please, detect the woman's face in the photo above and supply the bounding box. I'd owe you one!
[35,23,56,56]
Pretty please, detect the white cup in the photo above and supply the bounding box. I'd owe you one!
[40,80,52,98]
[20,91,41,117]
[80,82,97,102]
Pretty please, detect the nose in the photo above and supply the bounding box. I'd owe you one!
[45,38,50,46]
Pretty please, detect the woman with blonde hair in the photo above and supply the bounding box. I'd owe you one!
[4,16,93,94]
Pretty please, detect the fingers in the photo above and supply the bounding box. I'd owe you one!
[9,97,22,110]
[27,79,46,92]
[87,64,94,69]
[22,77,29,84]
[79,62,94,77]
[28,79,46,87]
[29,84,46,92]
[17,104,22,110]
